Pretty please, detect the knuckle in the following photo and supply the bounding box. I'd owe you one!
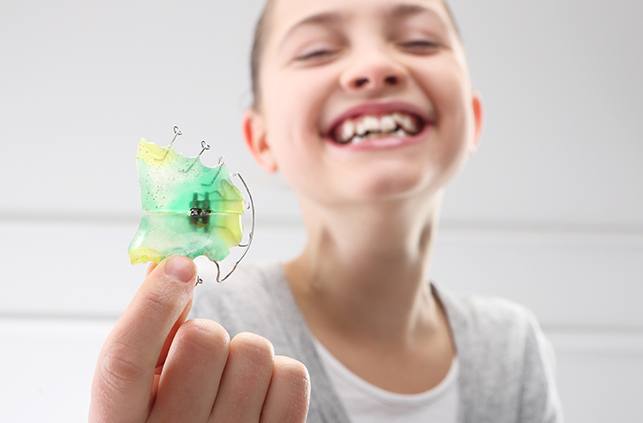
[176,319,230,354]
[274,356,309,380]
[140,287,175,316]
[274,355,311,392]
[230,332,274,367]
[99,343,146,390]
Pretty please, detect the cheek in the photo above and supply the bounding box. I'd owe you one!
[263,63,337,120]
[261,67,332,169]
[262,110,327,198]
[424,60,465,109]
[418,59,474,142]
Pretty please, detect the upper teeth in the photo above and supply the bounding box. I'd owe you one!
[336,112,421,143]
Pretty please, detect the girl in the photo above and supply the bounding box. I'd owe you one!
[90,0,564,422]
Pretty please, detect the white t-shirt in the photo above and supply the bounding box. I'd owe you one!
[313,338,459,423]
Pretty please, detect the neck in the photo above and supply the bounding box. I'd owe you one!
[285,191,444,347]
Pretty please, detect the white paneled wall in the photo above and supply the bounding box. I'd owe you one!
[1,0,641,422]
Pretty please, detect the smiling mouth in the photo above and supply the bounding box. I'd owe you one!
[325,112,427,146]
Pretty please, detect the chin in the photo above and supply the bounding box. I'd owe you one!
[341,165,442,203]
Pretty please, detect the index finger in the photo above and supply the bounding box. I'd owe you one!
[90,256,196,422]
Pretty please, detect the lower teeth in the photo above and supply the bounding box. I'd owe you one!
[352,129,409,144]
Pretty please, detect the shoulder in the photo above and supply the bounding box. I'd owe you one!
[435,283,550,360]
[435,284,564,422]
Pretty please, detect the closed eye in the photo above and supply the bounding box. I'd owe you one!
[401,40,439,50]
[295,49,335,61]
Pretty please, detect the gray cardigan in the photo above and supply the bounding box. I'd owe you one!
[190,262,564,423]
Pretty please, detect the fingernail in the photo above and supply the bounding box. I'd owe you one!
[164,256,195,283]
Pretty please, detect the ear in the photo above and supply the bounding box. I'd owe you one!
[242,109,278,173]
[469,90,484,154]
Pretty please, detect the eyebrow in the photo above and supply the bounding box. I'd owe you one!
[278,2,447,50]
[277,11,344,51]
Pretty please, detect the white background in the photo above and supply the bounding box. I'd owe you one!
[1,0,642,421]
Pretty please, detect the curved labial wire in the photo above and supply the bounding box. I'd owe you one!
[195,172,255,286]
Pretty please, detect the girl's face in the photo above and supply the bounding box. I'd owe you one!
[244,0,483,208]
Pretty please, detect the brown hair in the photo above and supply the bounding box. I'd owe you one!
[250,0,462,109]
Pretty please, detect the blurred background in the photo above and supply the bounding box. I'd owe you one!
[1,0,641,421]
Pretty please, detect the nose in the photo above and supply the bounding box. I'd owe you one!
[340,54,406,94]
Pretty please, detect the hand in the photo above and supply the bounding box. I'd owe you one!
[89,256,310,423]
